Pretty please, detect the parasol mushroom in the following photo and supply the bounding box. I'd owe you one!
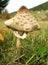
[4,6,40,56]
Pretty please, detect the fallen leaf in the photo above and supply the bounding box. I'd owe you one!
[0,29,7,34]
[0,34,4,42]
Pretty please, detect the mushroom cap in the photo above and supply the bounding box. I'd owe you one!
[5,6,40,32]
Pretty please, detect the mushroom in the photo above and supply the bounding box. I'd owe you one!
[4,6,40,56]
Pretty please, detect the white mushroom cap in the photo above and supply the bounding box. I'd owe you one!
[5,6,40,32]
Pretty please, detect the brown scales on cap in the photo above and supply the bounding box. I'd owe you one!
[18,6,28,13]
[4,6,40,56]
[5,6,40,32]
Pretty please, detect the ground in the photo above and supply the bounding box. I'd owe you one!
[0,11,48,65]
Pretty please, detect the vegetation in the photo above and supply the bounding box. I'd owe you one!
[0,0,9,13]
[30,10,48,21]
[31,2,48,10]
[0,2,48,64]
[0,15,48,65]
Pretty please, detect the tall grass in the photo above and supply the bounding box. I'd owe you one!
[0,21,48,65]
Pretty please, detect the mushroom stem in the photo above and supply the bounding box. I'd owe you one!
[16,37,21,49]
[13,31,27,57]
[16,37,21,57]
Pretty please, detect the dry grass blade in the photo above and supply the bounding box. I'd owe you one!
[25,54,35,65]
[15,54,25,61]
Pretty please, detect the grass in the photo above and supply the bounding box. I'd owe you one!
[0,18,48,65]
